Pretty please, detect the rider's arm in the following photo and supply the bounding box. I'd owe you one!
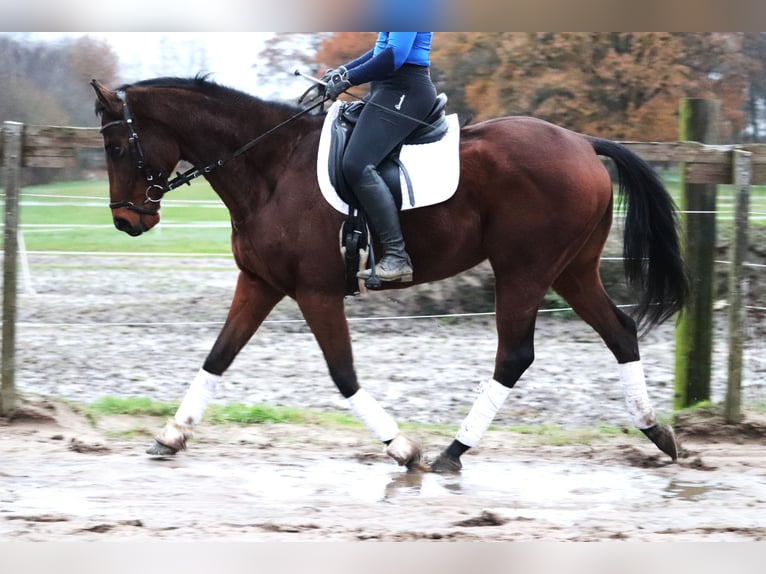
[345,32,418,86]
[343,49,374,70]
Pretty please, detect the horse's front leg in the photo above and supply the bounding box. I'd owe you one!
[147,272,283,455]
[296,290,424,470]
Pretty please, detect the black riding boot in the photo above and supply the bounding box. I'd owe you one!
[354,165,413,282]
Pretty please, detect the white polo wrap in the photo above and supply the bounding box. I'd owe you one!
[174,368,220,426]
[618,360,656,429]
[347,388,400,443]
[455,379,511,448]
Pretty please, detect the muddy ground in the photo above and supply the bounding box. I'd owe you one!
[2,399,766,541]
[1,253,766,540]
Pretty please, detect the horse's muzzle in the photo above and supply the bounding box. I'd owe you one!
[113,216,144,236]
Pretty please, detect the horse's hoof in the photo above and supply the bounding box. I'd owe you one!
[386,434,425,470]
[428,451,462,473]
[641,423,678,461]
[147,419,191,456]
[146,440,178,456]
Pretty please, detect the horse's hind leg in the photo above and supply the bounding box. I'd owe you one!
[552,263,678,461]
[147,272,284,456]
[430,295,538,473]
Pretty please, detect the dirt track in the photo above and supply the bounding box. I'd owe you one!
[2,399,766,541]
[2,254,766,540]
[7,254,766,430]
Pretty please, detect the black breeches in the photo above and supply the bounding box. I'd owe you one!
[342,65,437,187]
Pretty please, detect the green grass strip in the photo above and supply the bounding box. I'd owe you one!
[87,396,178,418]
[84,396,642,447]
[85,396,360,428]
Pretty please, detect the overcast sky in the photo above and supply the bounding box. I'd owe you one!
[9,32,312,99]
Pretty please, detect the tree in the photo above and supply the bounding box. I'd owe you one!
[307,33,755,142]
[742,32,766,141]
[0,34,120,183]
[0,35,119,127]
[257,33,333,100]
[429,32,502,122]
[65,36,120,125]
[430,32,751,141]
[314,32,376,75]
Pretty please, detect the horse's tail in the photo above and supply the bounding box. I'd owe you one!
[589,137,688,332]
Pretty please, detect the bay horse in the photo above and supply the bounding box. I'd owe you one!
[91,76,686,472]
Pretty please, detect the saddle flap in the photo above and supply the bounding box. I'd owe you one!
[318,101,461,215]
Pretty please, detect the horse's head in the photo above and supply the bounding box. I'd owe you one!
[91,79,181,236]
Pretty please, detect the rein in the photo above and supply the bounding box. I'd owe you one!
[101,89,329,213]
[165,95,328,192]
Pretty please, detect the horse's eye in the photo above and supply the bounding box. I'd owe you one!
[106,143,124,159]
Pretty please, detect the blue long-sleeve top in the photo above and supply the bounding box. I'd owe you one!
[344,32,432,86]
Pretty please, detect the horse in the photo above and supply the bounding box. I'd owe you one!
[90,75,687,472]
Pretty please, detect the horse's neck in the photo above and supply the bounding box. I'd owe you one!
[170,99,278,169]
[151,93,304,216]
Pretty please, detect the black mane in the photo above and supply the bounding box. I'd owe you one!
[118,74,306,116]
[120,73,218,93]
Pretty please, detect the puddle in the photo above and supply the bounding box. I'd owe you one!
[3,447,766,538]
[5,453,758,512]
[136,456,671,508]
[663,479,733,502]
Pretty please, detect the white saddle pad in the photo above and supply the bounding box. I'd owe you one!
[317,100,461,214]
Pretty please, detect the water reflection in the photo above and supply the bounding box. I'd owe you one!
[663,479,726,502]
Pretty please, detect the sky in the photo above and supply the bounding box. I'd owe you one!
[12,32,311,100]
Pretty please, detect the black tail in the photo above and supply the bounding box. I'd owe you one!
[589,137,688,332]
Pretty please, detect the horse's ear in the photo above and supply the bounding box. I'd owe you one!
[91,79,122,115]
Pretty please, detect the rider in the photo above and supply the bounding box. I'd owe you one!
[324,32,437,283]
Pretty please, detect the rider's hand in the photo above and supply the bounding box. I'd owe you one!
[325,67,351,100]
[319,67,336,85]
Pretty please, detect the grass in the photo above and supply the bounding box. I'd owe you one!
[83,395,639,447]
[87,396,178,418]
[4,178,232,254]
[205,402,311,425]
[502,422,633,446]
[676,400,714,412]
[85,395,361,429]
[614,175,766,227]
[2,174,765,254]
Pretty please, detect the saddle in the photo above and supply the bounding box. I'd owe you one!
[329,94,450,297]
[329,93,449,211]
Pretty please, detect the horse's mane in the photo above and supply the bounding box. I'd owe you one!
[120,74,227,96]
[116,74,306,116]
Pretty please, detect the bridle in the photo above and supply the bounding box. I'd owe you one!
[99,90,169,215]
[100,89,328,216]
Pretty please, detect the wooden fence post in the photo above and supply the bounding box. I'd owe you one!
[674,99,720,409]
[1,121,23,416]
[724,149,751,423]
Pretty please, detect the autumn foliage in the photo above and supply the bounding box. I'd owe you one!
[316,32,765,142]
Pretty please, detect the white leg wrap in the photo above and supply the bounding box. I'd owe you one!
[174,368,220,426]
[455,379,511,448]
[618,360,656,429]
[347,388,399,443]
